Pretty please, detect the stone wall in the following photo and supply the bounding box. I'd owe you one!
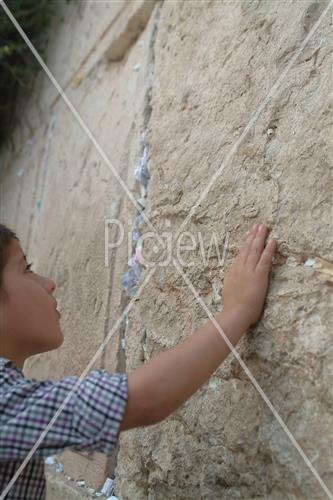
[114,1,333,499]
[0,1,332,499]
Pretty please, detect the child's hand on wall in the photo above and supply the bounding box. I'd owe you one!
[222,223,277,329]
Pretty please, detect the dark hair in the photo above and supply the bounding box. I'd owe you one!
[0,223,19,296]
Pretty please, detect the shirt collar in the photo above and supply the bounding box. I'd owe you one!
[0,356,24,373]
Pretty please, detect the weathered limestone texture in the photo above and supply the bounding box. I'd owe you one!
[0,0,332,498]
[114,1,332,499]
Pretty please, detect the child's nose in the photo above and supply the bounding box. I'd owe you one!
[47,278,56,294]
[36,274,56,294]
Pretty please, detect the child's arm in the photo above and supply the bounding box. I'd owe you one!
[120,223,277,430]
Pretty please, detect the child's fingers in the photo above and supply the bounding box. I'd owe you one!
[256,239,277,274]
[237,224,258,262]
[246,224,268,269]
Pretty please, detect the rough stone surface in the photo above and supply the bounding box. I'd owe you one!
[115,1,332,499]
[0,0,332,499]
[45,465,100,499]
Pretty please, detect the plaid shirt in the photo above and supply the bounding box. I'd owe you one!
[0,356,128,499]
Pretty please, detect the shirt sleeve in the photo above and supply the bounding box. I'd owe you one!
[0,369,128,460]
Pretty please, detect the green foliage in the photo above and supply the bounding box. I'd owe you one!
[0,0,57,145]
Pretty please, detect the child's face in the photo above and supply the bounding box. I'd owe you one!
[0,238,63,365]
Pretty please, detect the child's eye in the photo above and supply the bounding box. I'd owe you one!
[26,262,34,272]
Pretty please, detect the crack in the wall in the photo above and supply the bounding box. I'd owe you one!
[106,0,158,63]
[119,1,162,306]
[104,1,163,486]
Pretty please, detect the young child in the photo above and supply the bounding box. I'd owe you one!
[0,222,277,499]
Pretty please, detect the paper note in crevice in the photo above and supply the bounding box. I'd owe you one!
[304,257,333,283]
